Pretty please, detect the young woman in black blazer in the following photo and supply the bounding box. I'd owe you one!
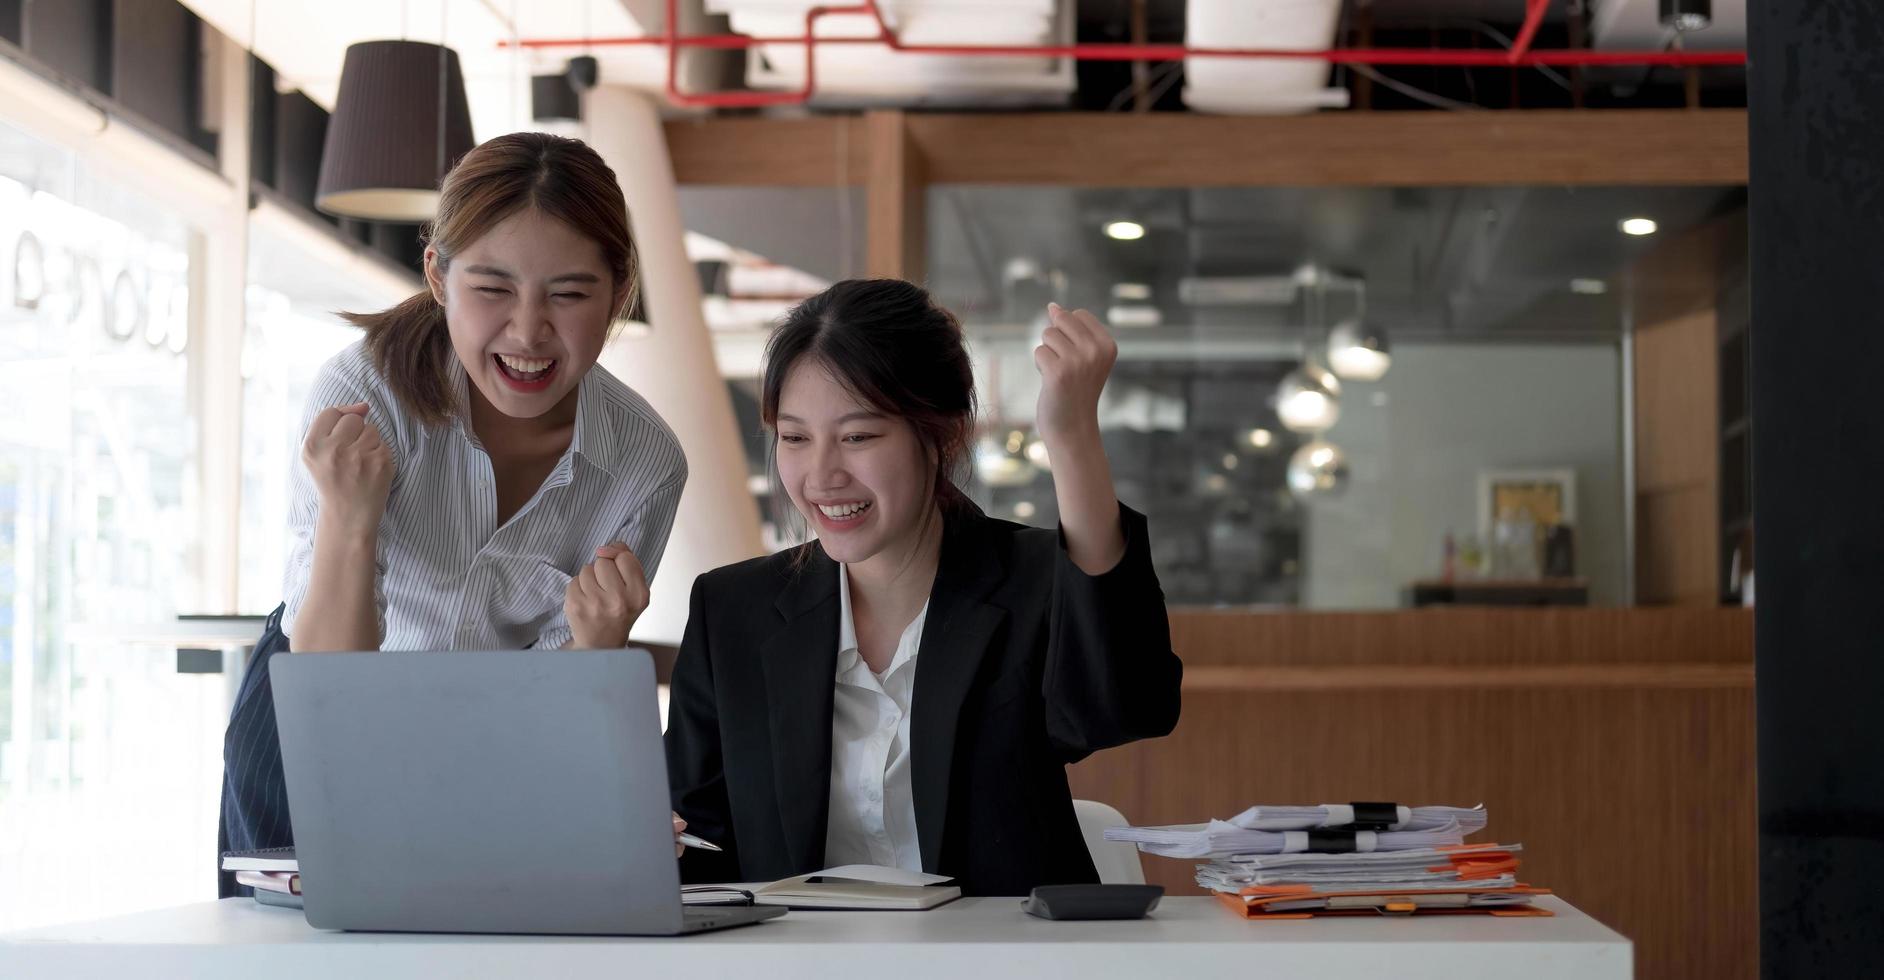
[665,279,1181,896]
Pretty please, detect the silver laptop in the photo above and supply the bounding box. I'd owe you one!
[269,648,782,935]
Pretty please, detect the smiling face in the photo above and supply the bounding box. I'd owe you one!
[427,207,628,420]
[774,358,937,566]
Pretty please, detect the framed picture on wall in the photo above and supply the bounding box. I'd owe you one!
[1478,468,1577,533]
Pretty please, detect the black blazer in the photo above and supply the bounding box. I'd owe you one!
[665,502,1182,896]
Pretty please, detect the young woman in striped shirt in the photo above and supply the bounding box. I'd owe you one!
[287,132,686,655]
[220,134,690,886]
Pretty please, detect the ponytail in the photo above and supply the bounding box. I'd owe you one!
[344,290,456,427]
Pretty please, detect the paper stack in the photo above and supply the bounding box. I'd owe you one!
[1105,802,1552,919]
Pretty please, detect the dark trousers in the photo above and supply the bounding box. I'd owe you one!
[216,604,294,898]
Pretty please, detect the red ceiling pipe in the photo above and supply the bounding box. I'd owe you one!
[501,0,1747,108]
[508,33,1746,68]
[1508,0,1550,63]
[660,0,876,108]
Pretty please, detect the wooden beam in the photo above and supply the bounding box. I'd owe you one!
[665,110,1747,187]
[662,115,869,186]
[908,110,1746,185]
[864,109,926,280]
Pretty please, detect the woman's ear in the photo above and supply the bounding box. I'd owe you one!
[612,279,635,322]
[424,249,448,306]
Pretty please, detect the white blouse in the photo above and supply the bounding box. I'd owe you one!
[280,341,687,651]
[823,562,927,871]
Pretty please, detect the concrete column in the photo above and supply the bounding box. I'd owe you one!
[585,86,764,646]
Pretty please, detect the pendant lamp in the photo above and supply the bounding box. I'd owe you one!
[316,40,474,222]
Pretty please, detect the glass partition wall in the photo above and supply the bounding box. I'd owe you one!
[923,184,1743,608]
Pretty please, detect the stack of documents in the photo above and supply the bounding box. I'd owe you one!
[1104,803,1487,858]
[1106,802,1552,919]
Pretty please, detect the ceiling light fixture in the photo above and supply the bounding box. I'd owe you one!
[1619,217,1659,237]
[1327,317,1391,382]
[1277,362,1342,433]
[1287,438,1350,500]
[1106,304,1161,329]
[316,38,475,221]
[1103,220,1146,241]
[1023,434,1051,469]
[1659,0,1711,32]
[973,429,1037,487]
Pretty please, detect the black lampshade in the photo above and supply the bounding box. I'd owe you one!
[531,73,580,123]
[316,40,475,222]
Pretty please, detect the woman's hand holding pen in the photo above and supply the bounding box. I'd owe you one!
[303,402,395,539]
[566,541,650,649]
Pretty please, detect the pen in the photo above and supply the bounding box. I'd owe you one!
[677,831,723,852]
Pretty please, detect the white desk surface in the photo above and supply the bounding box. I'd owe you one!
[2,895,1630,980]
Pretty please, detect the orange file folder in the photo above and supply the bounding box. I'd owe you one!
[1217,884,1555,920]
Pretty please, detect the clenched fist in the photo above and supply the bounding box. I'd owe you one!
[565,541,649,649]
[303,401,394,536]
[1033,303,1119,449]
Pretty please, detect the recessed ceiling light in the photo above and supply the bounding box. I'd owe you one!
[1112,282,1152,301]
[1105,304,1162,329]
[1104,220,1146,241]
[1570,278,1609,295]
[1619,217,1659,237]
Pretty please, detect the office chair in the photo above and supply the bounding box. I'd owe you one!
[1074,799,1146,885]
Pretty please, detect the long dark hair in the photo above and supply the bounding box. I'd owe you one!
[342,132,639,426]
[761,278,978,543]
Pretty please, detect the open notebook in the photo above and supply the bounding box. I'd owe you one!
[685,864,961,911]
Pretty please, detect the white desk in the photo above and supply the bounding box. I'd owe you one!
[2,895,1630,979]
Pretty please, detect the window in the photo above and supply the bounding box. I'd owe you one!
[235,208,405,615]
[0,122,217,929]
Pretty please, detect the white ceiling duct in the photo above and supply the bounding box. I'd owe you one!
[1183,0,1349,115]
[1591,0,1746,50]
[706,0,1074,106]
[175,1,728,135]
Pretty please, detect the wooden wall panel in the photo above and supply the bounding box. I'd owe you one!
[665,110,1748,188]
[1638,490,1720,606]
[1166,607,1753,667]
[908,110,1747,186]
[1634,308,1721,605]
[1069,609,1755,980]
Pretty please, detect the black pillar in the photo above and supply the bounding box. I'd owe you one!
[1748,0,1884,974]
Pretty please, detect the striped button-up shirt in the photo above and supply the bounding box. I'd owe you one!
[280,341,687,650]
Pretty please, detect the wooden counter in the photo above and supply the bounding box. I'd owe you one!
[1070,607,1754,980]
